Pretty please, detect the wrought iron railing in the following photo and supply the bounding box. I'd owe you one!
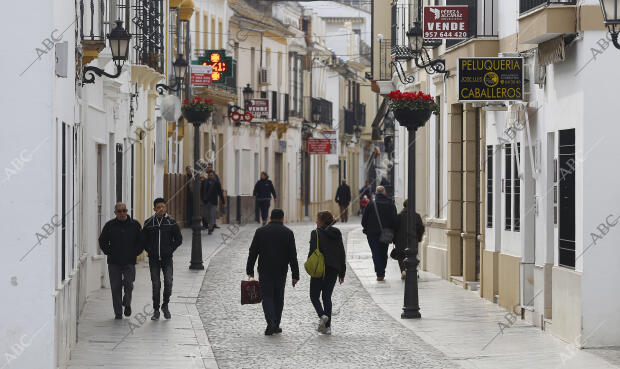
[130,0,165,73]
[352,102,366,126]
[311,98,333,126]
[445,0,499,48]
[344,109,356,135]
[377,39,394,81]
[519,0,576,14]
[80,0,106,41]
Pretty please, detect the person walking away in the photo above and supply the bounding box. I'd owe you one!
[335,180,351,223]
[358,181,373,215]
[99,203,144,319]
[201,171,225,235]
[199,174,208,229]
[393,199,425,280]
[253,172,277,226]
[143,198,183,320]
[361,186,397,281]
[185,166,194,228]
[246,209,299,335]
[308,211,346,335]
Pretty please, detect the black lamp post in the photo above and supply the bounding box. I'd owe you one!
[396,113,427,319]
[83,20,131,83]
[600,0,620,49]
[156,54,189,94]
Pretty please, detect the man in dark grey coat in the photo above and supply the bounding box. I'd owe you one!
[361,186,398,281]
[246,209,299,335]
[99,203,144,319]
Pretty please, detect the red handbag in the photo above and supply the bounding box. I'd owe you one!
[241,278,262,305]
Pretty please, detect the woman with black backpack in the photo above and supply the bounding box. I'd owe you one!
[307,211,346,335]
[393,199,425,280]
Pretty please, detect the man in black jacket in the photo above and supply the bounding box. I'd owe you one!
[253,172,277,226]
[361,186,398,281]
[99,203,144,319]
[143,198,183,320]
[246,209,299,335]
[201,171,225,235]
[335,180,351,223]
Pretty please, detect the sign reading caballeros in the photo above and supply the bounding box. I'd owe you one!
[458,57,524,101]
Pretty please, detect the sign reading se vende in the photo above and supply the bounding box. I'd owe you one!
[458,57,524,101]
[247,99,269,115]
[191,65,213,86]
[423,6,468,39]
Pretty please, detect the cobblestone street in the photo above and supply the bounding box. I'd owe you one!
[196,222,457,369]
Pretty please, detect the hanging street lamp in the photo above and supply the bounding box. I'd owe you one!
[242,83,254,110]
[83,20,131,84]
[156,54,189,94]
[600,0,620,49]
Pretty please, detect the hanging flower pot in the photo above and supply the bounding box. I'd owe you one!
[182,96,214,123]
[388,90,439,130]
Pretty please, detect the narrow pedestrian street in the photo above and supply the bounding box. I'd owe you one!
[67,219,620,369]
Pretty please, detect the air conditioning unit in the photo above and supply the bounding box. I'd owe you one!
[258,67,271,85]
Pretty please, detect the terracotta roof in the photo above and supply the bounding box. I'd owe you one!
[228,0,291,36]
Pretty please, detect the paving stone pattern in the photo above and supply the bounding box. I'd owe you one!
[197,223,459,369]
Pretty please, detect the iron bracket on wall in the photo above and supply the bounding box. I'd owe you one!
[391,60,415,85]
[83,64,122,84]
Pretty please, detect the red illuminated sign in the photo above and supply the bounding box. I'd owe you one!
[201,52,229,82]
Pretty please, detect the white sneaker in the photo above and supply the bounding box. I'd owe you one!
[323,327,331,335]
[317,315,329,333]
[401,271,406,280]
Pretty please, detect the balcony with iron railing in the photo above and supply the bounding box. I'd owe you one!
[519,0,576,14]
[309,97,333,126]
[352,101,366,126]
[79,0,107,65]
[344,109,356,135]
[128,0,165,73]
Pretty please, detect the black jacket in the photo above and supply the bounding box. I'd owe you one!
[201,178,224,205]
[98,217,144,265]
[361,194,398,239]
[335,184,351,205]
[394,209,425,254]
[308,226,346,279]
[246,221,299,280]
[253,178,277,200]
[143,214,183,260]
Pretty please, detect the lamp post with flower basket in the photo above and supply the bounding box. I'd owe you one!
[182,96,214,270]
[388,90,439,319]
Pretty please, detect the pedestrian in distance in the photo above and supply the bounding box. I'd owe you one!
[358,180,373,215]
[308,211,346,335]
[335,179,351,223]
[361,186,398,281]
[253,171,277,226]
[246,209,299,336]
[393,199,425,280]
[201,171,225,235]
[143,198,183,320]
[98,203,144,320]
[205,163,222,229]
[199,174,208,229]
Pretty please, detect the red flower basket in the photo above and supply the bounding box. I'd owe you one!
[388,91,439,130]
[182,96,214,123]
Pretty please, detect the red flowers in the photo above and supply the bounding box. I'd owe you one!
[181,95,215,113]
[388,90,434,102]
[388,90,440,116]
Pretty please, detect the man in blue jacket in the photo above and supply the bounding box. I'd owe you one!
[253,172,277,226]
[143,198,183,320]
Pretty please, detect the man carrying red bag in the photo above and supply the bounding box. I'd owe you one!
[246,209,299,336]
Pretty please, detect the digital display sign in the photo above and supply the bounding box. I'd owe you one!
[193,50,234,84]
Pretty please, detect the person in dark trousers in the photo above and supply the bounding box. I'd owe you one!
[205,163,222,229]
[143,198,183,320]
[393,199,425,280]
[253,171,277,226]
[199,174,208,229]
[308,211,346,335]
[361,186,398,281]
[246,209,299,336]
[201,171,225,235]
[335,180,351,223]
[98,203,144,319]
[185,166,194,228]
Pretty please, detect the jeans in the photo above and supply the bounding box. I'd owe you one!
[257,199,271,223]
[259,274,287,325]
[149,257,173,310]
[309,269,338,328]
[204,202,217,232]
[108,264,136,316]
[367,236,389,277]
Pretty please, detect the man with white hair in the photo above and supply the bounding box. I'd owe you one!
[361,186,398,281]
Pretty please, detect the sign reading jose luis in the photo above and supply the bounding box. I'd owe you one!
[423,6,468,39]
[458,57,524,101]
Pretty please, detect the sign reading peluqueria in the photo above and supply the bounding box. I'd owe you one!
[458,57,523,101]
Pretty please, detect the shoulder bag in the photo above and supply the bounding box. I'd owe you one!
[373,200,394,244]
[304,229,326,278]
